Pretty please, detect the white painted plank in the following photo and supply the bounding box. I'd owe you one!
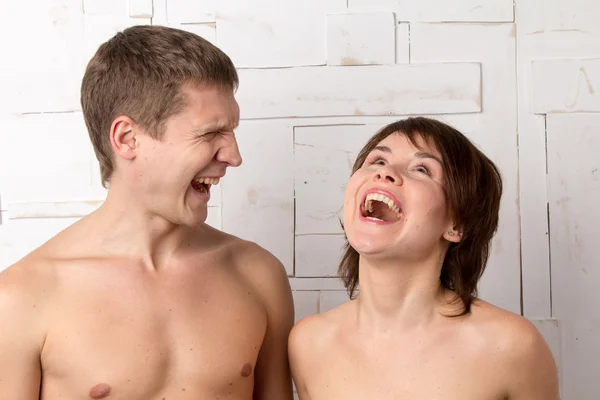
[320,290,349,313]
[236,63,482,119]
[532,58,600,114]
[205,206,221,230]
[546,113,600,399]
[129,0,153,18]
[151,0,168,25]
[83,15,151,62]
[411,22,521,315]
[397,0,513,22]
[347,0,399,14]
[84,0,127,15]
[349,0,513,22]
[396,22,410,64]
[166,0,216,23]
[216,0,345,68]
[7,201,103,219]
[0,213,80,270]
[0,113,98,205]
[289,277,346,291]
[326,13,395,66]
[295,235,345,277]
[221,122,294,276]
[294,125,375,235]
[0,1,85,113]
[292,291,320,323]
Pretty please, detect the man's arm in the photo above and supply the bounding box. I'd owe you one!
[0,264,45,399]
[242,245,295,400]
[505,319,560,400]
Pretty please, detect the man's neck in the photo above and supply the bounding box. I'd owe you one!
[355,251,454,335]
[88,186,189,270]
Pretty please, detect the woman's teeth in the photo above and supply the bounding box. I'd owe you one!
[193,177,220,185]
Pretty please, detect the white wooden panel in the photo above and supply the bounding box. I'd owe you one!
[216,0,345,68]
[289,278,346,291]
[7,201,103,219]
[411,23,520,315]
[295,235,345,277]
[83,15,151,62]
[84,0,127,15]
[349,0,513,22]
[151,0,168,25]
[326,13,395,66]
[0,213,80,270]
[205,206,221,230]
[347,0,399,13]
[166,0,216,23]
[0,1,84,113]
[221,122,294,276]
[294,125,375,235]
[236,63,482,119]
[397,0,513,22]
[532,58,600,114]
[546,113,600,399]
[320,290,349,313]
[0,113,97,204]
[129,0,153,18]
[396,23,410,64]
[518,0,600,36]
[292,291,320,323]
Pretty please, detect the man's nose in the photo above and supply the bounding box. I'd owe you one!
[217,138,243,167]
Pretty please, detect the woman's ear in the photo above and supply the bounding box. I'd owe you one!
[443,224,462,243]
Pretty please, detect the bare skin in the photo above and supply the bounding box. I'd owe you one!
[0,84,295,400]
[289,133,559,400]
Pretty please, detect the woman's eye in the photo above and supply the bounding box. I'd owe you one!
[415,165,431,175]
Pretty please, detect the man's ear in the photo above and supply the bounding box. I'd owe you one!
[443,224,463,243]
[109,116,138,161]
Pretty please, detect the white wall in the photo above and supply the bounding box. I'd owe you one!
[0,0,597,398]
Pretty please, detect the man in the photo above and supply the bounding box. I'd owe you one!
[0,25,294,399]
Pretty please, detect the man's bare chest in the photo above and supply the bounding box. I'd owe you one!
[39,268,267,399]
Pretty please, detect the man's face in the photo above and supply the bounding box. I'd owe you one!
[133,83,241,226]
[342,133,456,262]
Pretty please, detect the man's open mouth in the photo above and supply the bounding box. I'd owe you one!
[361,192,403,222]
[191,177,220,194]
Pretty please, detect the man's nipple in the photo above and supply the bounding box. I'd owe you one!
[89,383,111,399]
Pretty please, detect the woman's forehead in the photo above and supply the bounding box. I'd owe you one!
[374,132,442,158]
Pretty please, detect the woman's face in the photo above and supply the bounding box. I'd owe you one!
[342,133,460,261]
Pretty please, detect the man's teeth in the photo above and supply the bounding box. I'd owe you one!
[193,177,220,185]
[364,192,402,219]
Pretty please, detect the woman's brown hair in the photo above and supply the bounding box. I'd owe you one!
[338,117,503,315]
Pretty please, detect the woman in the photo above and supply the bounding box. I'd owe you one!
[288,117,559,400]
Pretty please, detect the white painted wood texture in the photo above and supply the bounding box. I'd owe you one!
[326,13,396,66]
[221,121,295,276]
[532,58,600,114]
[235,63,482,119]
[348,0,513,22]
[546,113,600,400]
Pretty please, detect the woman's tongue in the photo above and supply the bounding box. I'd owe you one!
[191,180,208,193]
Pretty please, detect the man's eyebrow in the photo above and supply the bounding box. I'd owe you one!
[415,151,443,165]
[192,121,239,134]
